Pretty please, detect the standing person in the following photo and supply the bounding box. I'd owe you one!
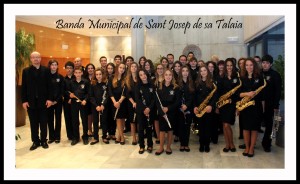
[155,69,181,155]
[105,63,117,141]
[47,60,64,144]
[125,62,139,145]
[237,58,265,157]
[69,67,90,145]
[144,59,156,81]
[89,69,109,145]
[179,55,187,66]
[194,65,218,153]
[135,69,155,154]
[172,61,182,84]
[261,54,282,152]
[63,61,75,141]
[217,58,241,153]
[108,63,127,145]
[114,55,122,66]
[197,60,205,68]
[84,63,95,137]
[188,57,199,82]
[99,56,107,72]
[138,56,147,69]
[160,57,169,69]
[237,57,246,141]
[153,64,165,144]
[22,51,53,150]
[178,66,195,152]
[187,52,194,62]
[254,56,262,71]
[167,53,174,69]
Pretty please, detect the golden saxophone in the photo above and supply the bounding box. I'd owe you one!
[195,83,217,118]
[216,77,242,109]
[236,79,266,112]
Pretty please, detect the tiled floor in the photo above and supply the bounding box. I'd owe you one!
[15,115,285,179]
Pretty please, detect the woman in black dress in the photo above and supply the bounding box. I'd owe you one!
[108,63,127,145]
[237,58,265,157]
[155,69,181,155]
[217,58,241,152]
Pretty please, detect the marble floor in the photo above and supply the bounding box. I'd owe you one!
[15,115,285,179]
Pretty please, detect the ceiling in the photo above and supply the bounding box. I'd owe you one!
[16,16,132,37]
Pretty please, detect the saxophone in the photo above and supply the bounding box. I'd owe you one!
[236,79,266,111]
[216,77,242,109]
[195,83,217,118]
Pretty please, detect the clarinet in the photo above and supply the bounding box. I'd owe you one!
[100,85,107,115]
[140,89,151,128]
[114,86,125,120]
[180,88,191,124]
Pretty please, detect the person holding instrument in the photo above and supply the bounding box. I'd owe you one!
[135,69,155,154]
[155,69,181,155]
[68,67,90,146]
[108,63,127,145]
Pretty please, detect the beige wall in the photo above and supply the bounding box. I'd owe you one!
[144,16,247,63]
[244,16,284,43]
[90,36,131,67]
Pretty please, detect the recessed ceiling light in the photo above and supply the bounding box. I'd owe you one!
[77,36,80,39]
[50,56,52,58]
[125,17,129,19]
[39,30,43,33]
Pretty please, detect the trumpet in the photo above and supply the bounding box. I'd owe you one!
[68,91,82,103]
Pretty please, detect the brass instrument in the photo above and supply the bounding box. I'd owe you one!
[236,79,266,112]
[270,110,281,139]
[155,90,172,128]
[195,83,217,118]
[114,86,125,120]
[216,77,241,109]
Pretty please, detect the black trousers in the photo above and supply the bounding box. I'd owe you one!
[27,107,48,143]
[63,100,73,140]
[197,113,212,147]
[262,107,275,148]
[178,112,192,146]
[71,101,88,140]
[92,107,108,140]
[137,113,153,149]
[47,100,62,140]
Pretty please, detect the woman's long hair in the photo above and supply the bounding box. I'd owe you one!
[178,66,195,93]
[125,62,138,91]
[195,65,214,89]
[112,63,126,88]
[240,57,260,79]
[159,68,178,90]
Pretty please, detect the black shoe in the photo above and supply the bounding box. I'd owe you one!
[238,136,244,140]
[248,151,254,157]
[48,140,55,144]
[166,150,172,155]
[155,140,160,144]
[83,139,89,145]
[205,146,210,153]
[102,139,109,144]
[71,139,79,146]
[55,140,60,144]
[155,149,164,155]
[199,145,204,152]
[230,148,237,152]
[90,140,99,145]
[180,147,185,152]
[239,144,246,149]
[132,141,138,145]
[29,142,40,151]
[147,147,153,153]
[242,152,248,156]
[139,148,145,154]
[120,141,125,145]
[184,147,190,152]
[41,142,49,149]
[223,147,230,152]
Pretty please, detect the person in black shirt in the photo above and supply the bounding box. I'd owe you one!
[47,60,64,144]
[261,54,282,152]
[22,51,53,150]
[178,66,195,152]
[69,67,90,146]
[188,57,199,83]
[135,69,155,154]
[155,69,181,155]
[194,65,218,153]
[89,69,109,145]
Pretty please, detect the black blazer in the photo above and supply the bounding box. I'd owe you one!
[21,65,53,109]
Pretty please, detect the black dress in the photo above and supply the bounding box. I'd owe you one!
[108,78,128,119]
[238,76,265,131]
[155,84,181,131]
[218,74,241,125]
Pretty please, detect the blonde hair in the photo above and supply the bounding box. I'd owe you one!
[159,69,178,90]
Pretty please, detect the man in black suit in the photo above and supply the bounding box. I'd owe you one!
[22,51,53,150]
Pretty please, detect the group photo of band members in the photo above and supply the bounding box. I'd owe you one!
[22,51,282,158]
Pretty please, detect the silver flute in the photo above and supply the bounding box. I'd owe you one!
[114,86,125,120]
[155,90,172,128]
[100,90,107,115]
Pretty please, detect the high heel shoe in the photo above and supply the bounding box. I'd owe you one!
[139,148,145,154]
[155,149,164,155]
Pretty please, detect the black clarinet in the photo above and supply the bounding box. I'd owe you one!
[140,89,151,128]
[100,84,107,115]
[180,89,190,124]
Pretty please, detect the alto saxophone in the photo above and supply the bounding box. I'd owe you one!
[216,77,242,109]
[195,83,217,118]
[236,79,266,112]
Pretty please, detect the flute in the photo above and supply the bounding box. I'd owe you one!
[114,86,125,120]
[68,91,82,103]
[155,90,172,128]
